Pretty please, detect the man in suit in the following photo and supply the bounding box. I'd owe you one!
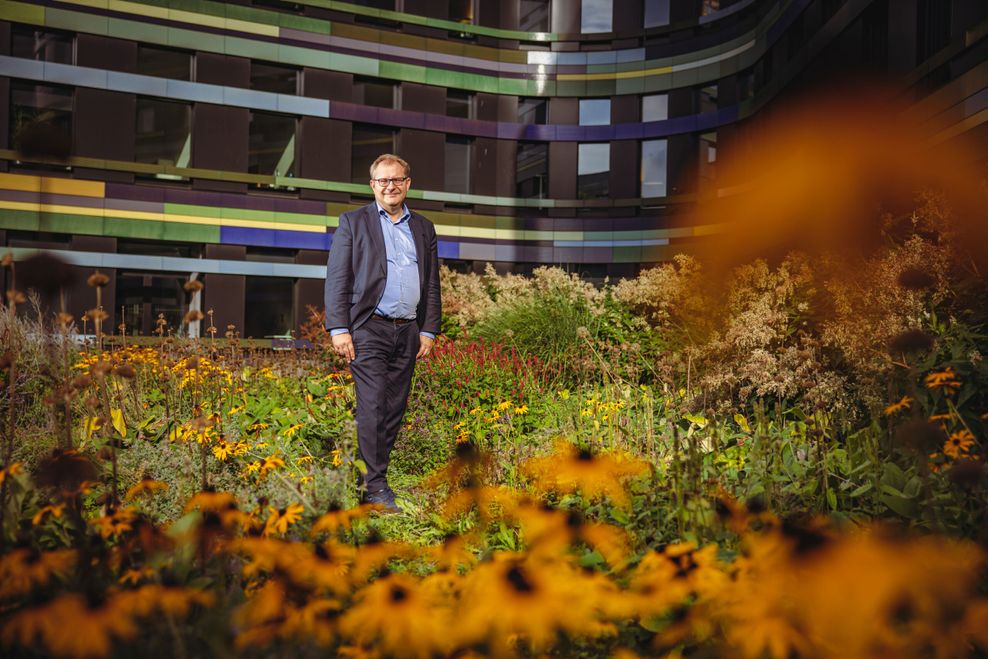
[324,154,441,511]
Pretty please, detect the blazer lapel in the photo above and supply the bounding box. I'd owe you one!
[365,204,387,277]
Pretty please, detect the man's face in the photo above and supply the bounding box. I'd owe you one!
[370,160,411,212]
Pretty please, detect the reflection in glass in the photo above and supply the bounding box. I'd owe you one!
[577,143,609,199]
[445,136,472,194]
[641,139,667,198]
[516,142,547,198]
[11,26,73,64]
[248,112,296,177]
[251,62,299,95]
[519,0,550,32]
[518,98,548,125]
[136,99,190,169]
[351,124,396,183]
[137,46,191,80]
[642,94,668,122]
[116,271,187,336]
[581,0,613,33]
[702,0,720,16]
[699,84,718,114]
[579,99,611,126]
[644,0,670,27]
[245,277,294,338]
[353,77,395,108]
[700,131,717,190]
[10,81,73,161]
[449,0,474,24]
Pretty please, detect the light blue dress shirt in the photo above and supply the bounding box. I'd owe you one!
[330,203,435,339]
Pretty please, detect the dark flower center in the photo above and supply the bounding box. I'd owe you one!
[506,565,535,593]
[390,585,408,603]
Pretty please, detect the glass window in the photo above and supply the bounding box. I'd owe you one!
[644,0,670,28]
[641,139,667,198]
[445,136,472,194]
[117,271,188,336]
[516,142,548,198]
[358,0,394,7]
[518,98,548,125]
[353,77,395,109]
[519,0,550,32]
[11,25,73,64]
[248,112,296,177]
[700,132,717,189]
[136,45,191,81]
[251,62,299,95]
[579,99,610,126]
[244,276,294,338]
[449,0,474,24]
[581,0,613,33]
[351,124,396,183]
[701,0,720,16]
[136,99,191,171]
[737,70,755,101]
[10,81,73,161]
[642,94,668,122]
[577,143,609,199]
[446,90,474,119]
[699,84,718,114]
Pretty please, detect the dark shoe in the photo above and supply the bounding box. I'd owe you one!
[365,489,400,513]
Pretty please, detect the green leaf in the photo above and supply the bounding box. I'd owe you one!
[880,494,917,518]
[849,483,873,498]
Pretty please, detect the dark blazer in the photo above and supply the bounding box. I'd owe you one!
[324,202,441,335]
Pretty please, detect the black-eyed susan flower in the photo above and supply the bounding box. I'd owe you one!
[90,507,139,539]
[124,479,168,501]
[184,490,237,513]
[310,503,380,537]
[0,548,76,598]
[944,429,976,459]
[521,440,649,509]
[263,503,305,537]
[0,461,23,487]
[925,367,962,394]
[1,593,138,658]
[340,573,453,659]
[31,503,65,526]
[883,395,912,416]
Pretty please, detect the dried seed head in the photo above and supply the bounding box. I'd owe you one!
[113,363,137,379]
[6,289,26,305]
[84,307,109,323]
[897,267,936,290]
[185,357,201,371]
[90,360,113,377]
[888,330,935,355]
[57,312,74,327]
[71,375,93,389]
[184,310,205,324]
[184,279,204,293]
[1,252,13,268]
[87,271,110,288]
[0,351,12,370]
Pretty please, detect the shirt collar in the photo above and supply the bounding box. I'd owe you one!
[376,202,410,224]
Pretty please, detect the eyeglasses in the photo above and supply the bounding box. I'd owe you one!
[371,177,410,186]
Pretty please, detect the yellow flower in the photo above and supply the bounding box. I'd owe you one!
[0,461,24,487]
[497,401,512,410]
[944,429,976,459]
[125,479,168,500]
[521,440,650,509]
[2,593,139,657]
[259,454,286,479]
[340,573,453,658]
[283,423,304,438]
[263,503,305,536]
[31,503,65,526]
[185,491,237,513]
[925,367,962,394]
[311,503,383,536]
[90,507,139,539]
[514,405,529,414]
[883,395,913,416]
[331,450,343,467]
[213,440,234,461]
[297,455,314,465]
[0,548,76,598]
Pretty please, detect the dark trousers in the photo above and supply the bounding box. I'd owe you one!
[349,318,419,493]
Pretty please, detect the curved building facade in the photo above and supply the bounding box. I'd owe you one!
[0,0,986,336]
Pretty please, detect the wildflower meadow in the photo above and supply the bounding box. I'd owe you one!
[1,192,987,658]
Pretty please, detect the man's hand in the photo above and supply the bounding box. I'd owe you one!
[332,332,355,363]
[416,334,434,359]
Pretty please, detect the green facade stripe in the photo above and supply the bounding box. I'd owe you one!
[0,0,44,24]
